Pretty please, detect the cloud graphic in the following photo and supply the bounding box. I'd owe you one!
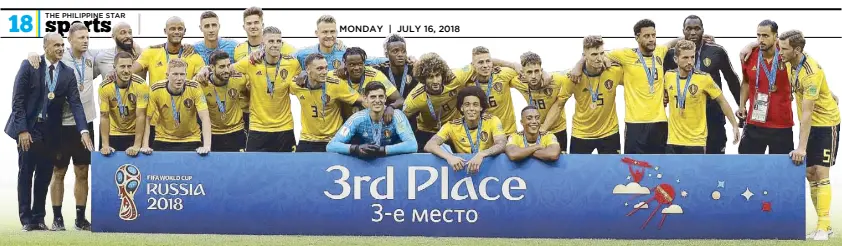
[634,202,649,209]
[613,182,651,194]
[661,204,684,214]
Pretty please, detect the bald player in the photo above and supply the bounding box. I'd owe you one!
[133,16,205,84]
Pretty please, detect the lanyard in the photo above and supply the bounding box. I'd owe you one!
[164,43,183,63]
[321,80,328,118]
[70,50,85,87]
[676,70,694,109]
[476,75,493,104]
[170,94,181,124]
[695,43,704,70]
[388,64,409,97]
[790,55,807,93]
[114,79,131,117]
[755,48,780,93]
[41,65,59,118]
[348,72,367,95]
[583,66,601,105]
[463,118,483,154]
[635,48,657,93]
[369,115,383,146]
[522,133,542,147]
[210,75,228,115]
[264,59,280,96]
[425,93,440,128]
[247,43,262,55]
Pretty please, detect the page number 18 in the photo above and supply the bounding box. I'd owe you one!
[9,15,34,33]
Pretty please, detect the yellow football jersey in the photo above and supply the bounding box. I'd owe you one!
[202,73,248,135]
[99,74,149,136]
[607,46,669,123]
[506,131,559,148]
[328,67,395,119]
[788,55,841,127]
[514,72,566,133]
[665,70,722,146]
[233,56,301,132]
[559,66,624,139]
[146,80,208,143]
[137,43,205,85]
[452,65,524,134]
[291,78,361,142]
[402,73,464,133]
[435,116,505,154]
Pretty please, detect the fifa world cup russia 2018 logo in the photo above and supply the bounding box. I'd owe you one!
[115,164,141,221]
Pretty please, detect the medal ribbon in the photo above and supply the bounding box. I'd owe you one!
[755,48,780,93]
[463,118,483,154]
[635,48,657,92]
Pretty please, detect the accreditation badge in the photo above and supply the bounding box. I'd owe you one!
[750,93,770,123]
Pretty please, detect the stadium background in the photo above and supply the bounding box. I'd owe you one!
[0,0,840,244]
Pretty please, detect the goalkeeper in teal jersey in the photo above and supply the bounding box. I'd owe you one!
[327,81,417,157]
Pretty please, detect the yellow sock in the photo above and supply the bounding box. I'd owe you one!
[816,178,832,231]
[810,181,819,213]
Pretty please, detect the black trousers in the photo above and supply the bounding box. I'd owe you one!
[17,122,53,226]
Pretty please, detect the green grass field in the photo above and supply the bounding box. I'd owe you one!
[1,230,838,246]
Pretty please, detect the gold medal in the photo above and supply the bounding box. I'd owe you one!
[771,84,777,92]
[680,108,684,117]
[79,84,84,92]
[48,92,55,100]
[590,102,597,109]
[649,86,655,94]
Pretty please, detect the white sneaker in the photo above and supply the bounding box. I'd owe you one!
[813,230,829,241]
[806,230,817,239]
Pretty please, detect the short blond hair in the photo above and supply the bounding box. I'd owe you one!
[472,46,490,56]
[583,35,604,49]
[779,29,806,52]
[316,15,336,25]
[167,58,188,69]
[675,40,696,56]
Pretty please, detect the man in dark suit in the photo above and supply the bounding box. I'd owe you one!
[5,32,93,232]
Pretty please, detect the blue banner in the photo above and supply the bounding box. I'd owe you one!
[92,153,805,239]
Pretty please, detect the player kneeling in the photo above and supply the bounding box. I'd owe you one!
[505,106,561,162]
[327,81,417,157]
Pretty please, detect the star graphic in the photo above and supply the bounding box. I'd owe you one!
[742,188,754,201]
[676,179,681,183]
[624,202,629,206]
[654,166,659,171]
[681,190,688,198]
[627,176,631,180]
[717,181,725,188]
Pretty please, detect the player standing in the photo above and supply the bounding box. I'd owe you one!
[194,11,238,64]
[292,53,363,152]
[665,40,740,154]
[736,20,795,155]
[294,15,385,70]
[99,52,150,157]
[402,53,463,152]
[144,59,212,154]
[133,16,205,84]
[198,51,248,152]
[504,106,561,162]
[327,81,418,157]
[451,46,525,134]
[663,15,742,154]
[425,86,507,174]
[552,36,624,154]
[232,27,301,152]
[331,47,403,119]
[778,30,838,241]
[515,52,568,153]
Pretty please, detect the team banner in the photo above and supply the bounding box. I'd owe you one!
[91,153,804,239]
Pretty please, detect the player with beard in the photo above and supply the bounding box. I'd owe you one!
[513,52,568,153]
[144,59,211,154]
[26,22,142,77]
[331,47,403,119]
[234,6,295,62]
[402,53,463,152]
[504,106,561,162]
[451,46,525,134]
[292,53,363,152]
[197,50,248,152]
[551,36,625,154]
[425,86,507,174]
[293,15,386,70]
[133,16,205,84]
[663,15,742,154]
[99,52,149,157]
[664,40,740,154]
[194,11,238,65]
[327,81,418,157]
[778,30,839,241]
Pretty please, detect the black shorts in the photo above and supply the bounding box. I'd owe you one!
[624,122,668,154]
[246,130,296,152]
[106,135,135,151]
[296,141,328,152]
[706,122,727,154]
[806,124,839,167]
[415,131,436,153]
[55,122,94,168]
[212,131,246,152]
[666,144,706,154]
[553,130,569,154]
[149,125,156,146]
[243,113,250,132]
[570,132,621,154]
[151,141,201,151]
[738,125,794,154]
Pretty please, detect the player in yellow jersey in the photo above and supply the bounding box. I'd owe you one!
[293,53,364,152]
[403,53,463,152]
[196,51,248,152]
[505,106,561,162]
[778,30,839,241]
[553,36,624,154]
[99,52,149,157]
[144,59,212,155]
[133,16,205,84]
[425,86,507,174]
[232,26,301,152]
[665,40,740,154]
[331,47,404,119]
[514,52,567,153]
[451,46,525,134]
